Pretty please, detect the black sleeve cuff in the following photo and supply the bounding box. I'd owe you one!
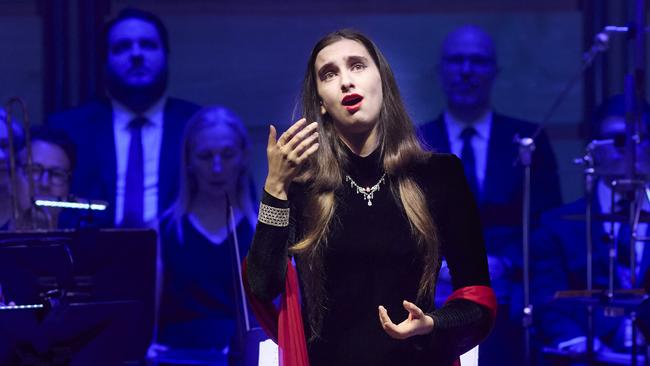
[262,190,290,209]
[422,299,493,357]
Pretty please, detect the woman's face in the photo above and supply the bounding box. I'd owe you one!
[314,38,383,137]
[188,123,246,199]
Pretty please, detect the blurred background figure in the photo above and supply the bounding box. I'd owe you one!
[48,7,200,228]
[153,106,257,365]
[0,107,24,230]
[532,94,650,364]
[419,24,562,366]
[13,126,76,230]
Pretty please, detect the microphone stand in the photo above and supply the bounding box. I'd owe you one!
[509,30,607,359]
[583,151,596,364]
[225,193,251,365]
[630,3,646,363]
[522,24,629,147]
[515,136,534,365]
[514,20,626,366]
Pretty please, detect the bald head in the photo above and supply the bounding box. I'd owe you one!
[441,25,496,62]
[438,25,498,123]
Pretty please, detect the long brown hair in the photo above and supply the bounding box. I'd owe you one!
[293,29,440,340]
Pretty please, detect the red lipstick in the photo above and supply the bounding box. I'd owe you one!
[341,93,364,112]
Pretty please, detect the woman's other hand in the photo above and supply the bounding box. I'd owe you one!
[378,300,434,339]
[264,118,319,200]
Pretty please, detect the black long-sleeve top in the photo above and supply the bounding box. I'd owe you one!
[246,147,492,366]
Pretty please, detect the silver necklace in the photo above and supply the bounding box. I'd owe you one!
[344,173,387,206]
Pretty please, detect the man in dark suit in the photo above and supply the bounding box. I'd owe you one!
[419,25,562,365]
[49,8,200,228]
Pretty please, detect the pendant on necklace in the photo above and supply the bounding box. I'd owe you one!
[345,173,386,207]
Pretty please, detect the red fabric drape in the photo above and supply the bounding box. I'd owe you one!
[243,260,309,366]
[244,260,496,366]
[445,285,497,319]
[445,285,498,366]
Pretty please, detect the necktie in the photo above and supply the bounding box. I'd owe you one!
[615,199,633,268]
[616,223,632,268]
[122,117,147,227]
[460,127,480,200]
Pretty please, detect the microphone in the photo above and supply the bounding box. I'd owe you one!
[584,26,630,62]
[592,31,610,52]
[525,23,631,155]
[513,135,535,166]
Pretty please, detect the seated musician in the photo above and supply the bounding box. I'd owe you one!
[532,94,650,359]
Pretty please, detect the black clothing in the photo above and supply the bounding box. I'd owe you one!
[247,148,492,365]
[419,113,562,365]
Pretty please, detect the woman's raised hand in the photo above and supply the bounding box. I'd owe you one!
[264,118,319,200]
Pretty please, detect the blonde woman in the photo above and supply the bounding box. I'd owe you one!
[157,106,257,359]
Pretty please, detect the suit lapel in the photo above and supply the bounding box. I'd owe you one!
[483,114,516,205]
[94,103,118,224]
[483,116,501,204]
[434,115,452,153]
[158,99,183,215]
[422,114,451,153]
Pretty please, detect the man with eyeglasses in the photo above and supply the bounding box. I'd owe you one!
[419,25,562,365]
[13,126,75,230]
[0,127,74,310]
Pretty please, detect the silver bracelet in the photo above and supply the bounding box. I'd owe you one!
[259,202,290,227]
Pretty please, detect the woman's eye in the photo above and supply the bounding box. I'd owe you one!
[321,71,336,81]
[351,63,366,71]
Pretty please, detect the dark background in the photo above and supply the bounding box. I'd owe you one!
[0,0,644,202]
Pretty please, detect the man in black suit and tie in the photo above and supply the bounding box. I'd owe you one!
[49,8,200,228]
[419,25,563,365]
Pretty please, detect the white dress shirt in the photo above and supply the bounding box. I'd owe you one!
[444,111,493,192]
[112,96,167,226]
[597,180,649,278]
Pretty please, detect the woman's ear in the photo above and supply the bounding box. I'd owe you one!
[320,101,327,115]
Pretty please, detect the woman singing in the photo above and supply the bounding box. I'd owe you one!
[245,30,496,365]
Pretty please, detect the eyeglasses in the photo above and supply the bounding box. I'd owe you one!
[20,163,71,186]
[441,55,496,70]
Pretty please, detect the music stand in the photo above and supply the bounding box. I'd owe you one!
[0,300,140,365]
[0,228,157,364]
